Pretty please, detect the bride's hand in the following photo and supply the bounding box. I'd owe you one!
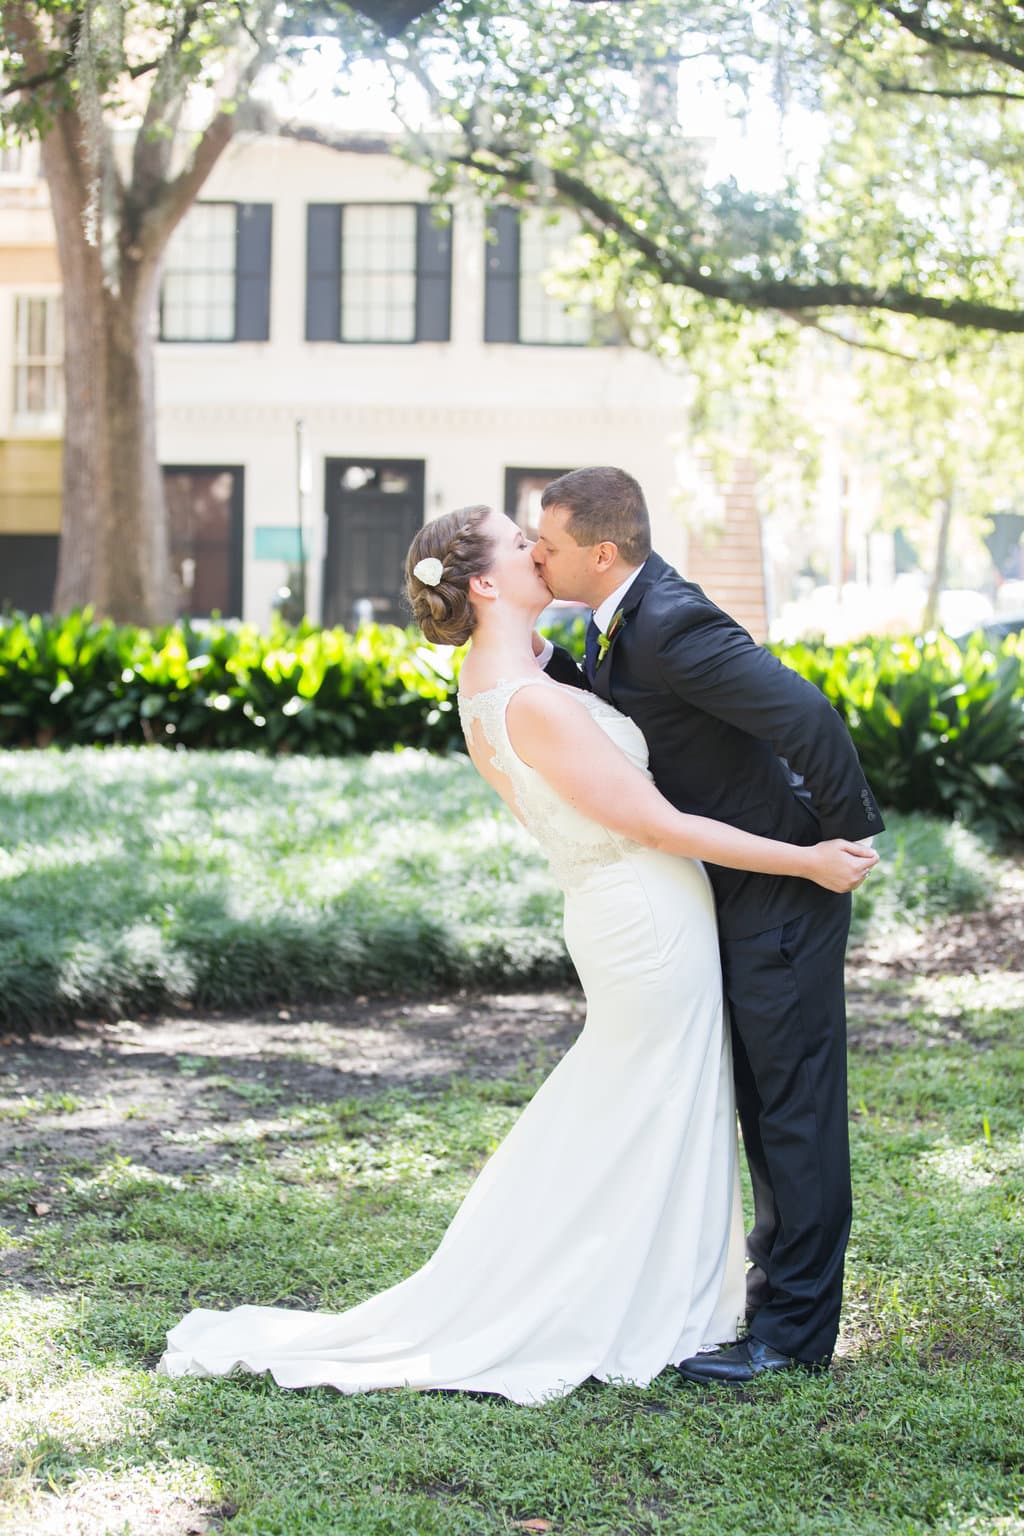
[805,839,880,893]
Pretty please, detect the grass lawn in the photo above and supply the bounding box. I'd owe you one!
[1,913,1022,1534]
[1,747,1022,1533]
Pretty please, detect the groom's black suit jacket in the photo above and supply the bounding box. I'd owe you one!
[547,553,884,941]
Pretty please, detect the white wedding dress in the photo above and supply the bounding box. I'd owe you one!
[159,677,745,1405]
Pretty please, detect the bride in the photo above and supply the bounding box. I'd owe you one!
[159,505,876,1405]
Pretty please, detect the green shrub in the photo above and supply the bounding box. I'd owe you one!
[772,632,1024,836]
[3,611,1022,834]
[0,748,570,1029]
[539,610,587,658]
[0,743,1001,1030]
[0,610,463,755]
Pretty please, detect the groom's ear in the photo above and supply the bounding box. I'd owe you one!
[593,540,619,573]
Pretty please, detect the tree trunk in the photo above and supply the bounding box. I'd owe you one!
[42,119,173,626]
[922,485,955,632]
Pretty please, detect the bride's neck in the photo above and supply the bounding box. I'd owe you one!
[463,604,539,679]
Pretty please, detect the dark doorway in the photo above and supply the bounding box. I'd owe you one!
[323,459,424,630]
[504,466,572,536]
[162,466,244,619]
[0,534,59,614]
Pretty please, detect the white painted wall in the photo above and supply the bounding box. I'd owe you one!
[156,135,692,623]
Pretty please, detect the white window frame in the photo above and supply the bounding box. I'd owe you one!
[0,141,41,183]
[341,203,417,344]
[12,291,64,434]
[519,211,593,347]
[160,202,238,342]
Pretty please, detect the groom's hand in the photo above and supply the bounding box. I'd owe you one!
[807,839,880,893]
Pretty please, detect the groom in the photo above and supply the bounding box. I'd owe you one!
[532,466,883,1381]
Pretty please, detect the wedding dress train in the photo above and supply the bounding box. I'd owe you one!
[159,677,745,1405]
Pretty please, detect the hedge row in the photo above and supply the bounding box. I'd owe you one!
[1,610,1022,833]
[772,632,1024,836]
[0,609,460,754]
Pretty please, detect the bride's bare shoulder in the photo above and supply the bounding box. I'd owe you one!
[505,679,593,737]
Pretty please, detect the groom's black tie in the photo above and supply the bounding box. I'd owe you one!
[584,617,601,685]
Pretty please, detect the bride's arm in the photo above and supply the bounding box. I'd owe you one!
[507,686,878,893]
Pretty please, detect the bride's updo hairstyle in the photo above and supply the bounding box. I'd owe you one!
[405,505,495,645]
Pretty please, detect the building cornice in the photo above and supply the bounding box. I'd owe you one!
[159,400,683,431]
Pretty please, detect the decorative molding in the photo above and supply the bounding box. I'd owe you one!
[160,400,682,434]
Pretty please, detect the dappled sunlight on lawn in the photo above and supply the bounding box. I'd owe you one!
[0,834,124,883]
[2,1038,1023,1533]
[946,1518,1024,1536]
[2,1358,162,1461]
[920,1129,1024,1196]
[0,746,574,1026]
[0,1299,219,1534]
[2,1457,224,1536]
[908,971,1024,1017]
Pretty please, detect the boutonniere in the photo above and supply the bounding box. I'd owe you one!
[596,609,626,666]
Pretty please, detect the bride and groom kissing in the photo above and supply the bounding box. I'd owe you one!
[160,466,882,1403]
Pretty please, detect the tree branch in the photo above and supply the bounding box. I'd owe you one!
[133,5,205,193]
[145,109,238,247]
[2,57,70,96]
[136,3,280,246]
[784,311,927,361]
[2,0,71,97]
[880,4,1024,76]
[452,148,1024,333]
[274,120,399,156]
[878,78,1024,102]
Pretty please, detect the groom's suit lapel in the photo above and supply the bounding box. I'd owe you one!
[591,553,668,701]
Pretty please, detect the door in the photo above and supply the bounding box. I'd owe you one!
[162,466,245,620]
[323,459,424,630]
[504,465,572,536]
[0,534,58,614]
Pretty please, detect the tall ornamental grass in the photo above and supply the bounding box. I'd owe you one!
[0,747,1000,1031]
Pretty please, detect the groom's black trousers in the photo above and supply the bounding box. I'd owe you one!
[721,893,853,1365]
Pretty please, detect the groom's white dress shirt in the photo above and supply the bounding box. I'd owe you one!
[535,562,647,670]
[591,563,645,636]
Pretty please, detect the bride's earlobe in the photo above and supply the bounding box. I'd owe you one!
[469,574,498,601]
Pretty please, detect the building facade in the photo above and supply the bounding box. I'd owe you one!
[0,133,769,636]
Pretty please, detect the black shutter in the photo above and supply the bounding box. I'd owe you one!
[306,204,342,342]
[235,204,272,341]
[414,204,452,342]
[484,207,520,343]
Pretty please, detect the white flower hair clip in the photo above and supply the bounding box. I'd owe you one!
[413,557,444,587]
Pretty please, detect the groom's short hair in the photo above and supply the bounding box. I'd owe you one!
[540,467,652,565]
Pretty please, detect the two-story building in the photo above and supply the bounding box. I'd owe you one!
[0,132,769,636]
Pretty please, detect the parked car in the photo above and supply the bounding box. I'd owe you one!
[952,615,1024,646]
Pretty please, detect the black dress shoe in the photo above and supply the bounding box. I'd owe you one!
[676,1336,824,1384]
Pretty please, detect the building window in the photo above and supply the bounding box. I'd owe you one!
[306,204,452,344]
[13,294,63,430]
[519,213,592,345]
[485,208,596,345]
[0,142,40,181]
[342,205,417,342]
[162,204,235,340]
[505,466,573,536]
[159,202,272,343]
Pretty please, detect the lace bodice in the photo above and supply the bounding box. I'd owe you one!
[458,675,651,891]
